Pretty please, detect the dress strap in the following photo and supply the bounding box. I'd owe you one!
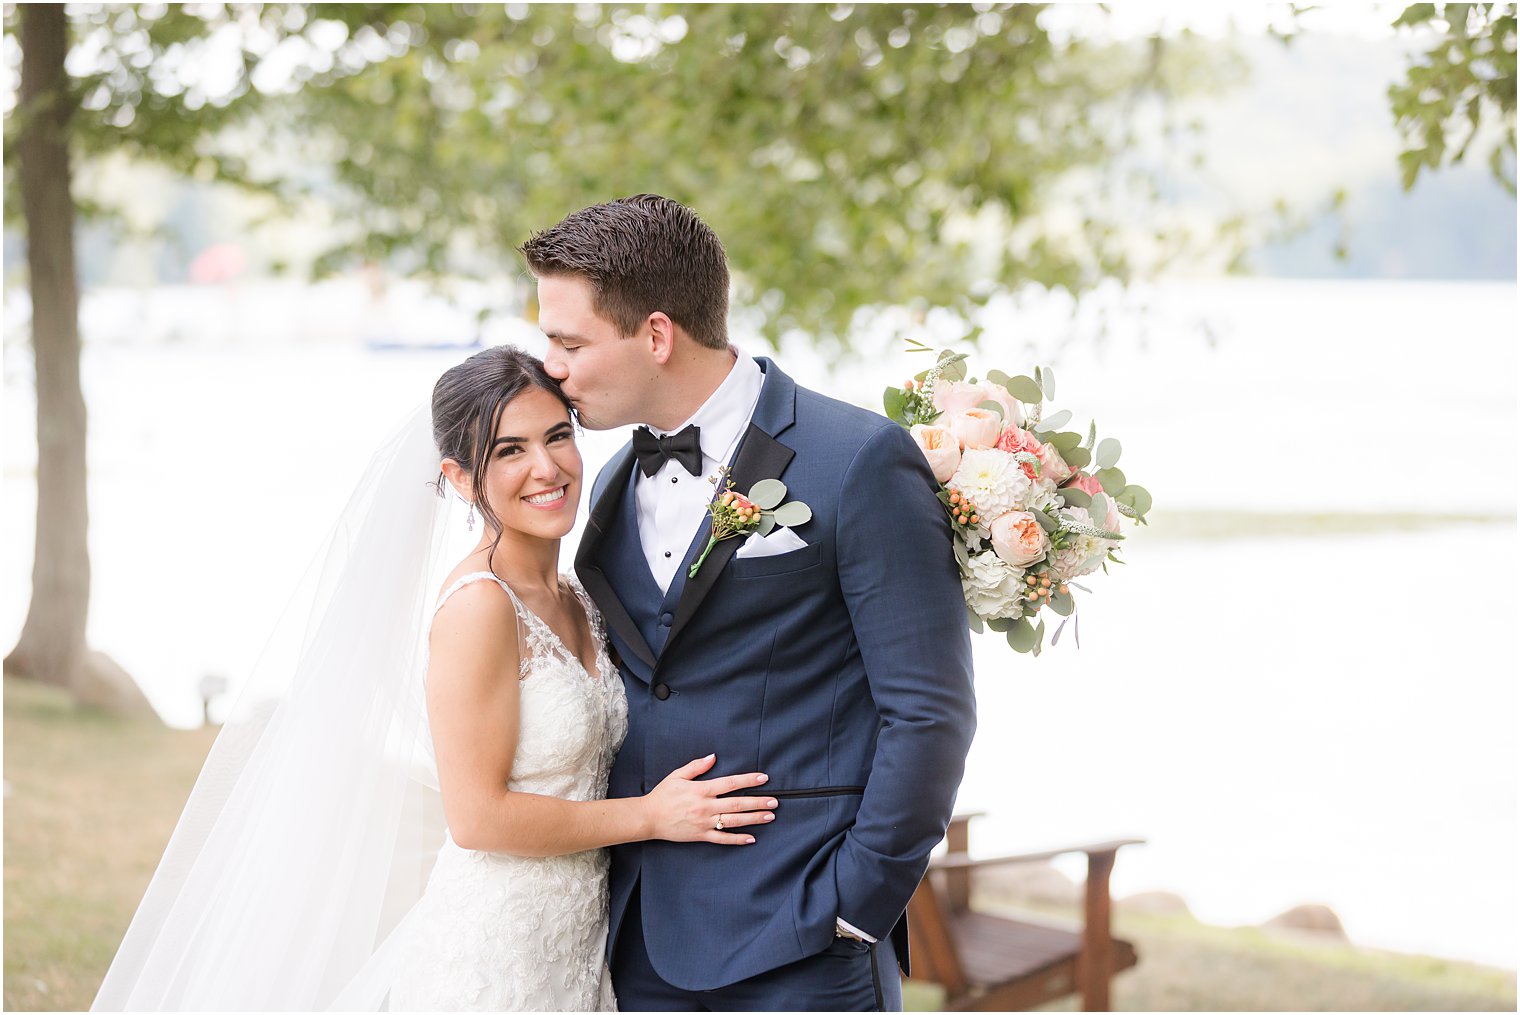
[432,571,533,679]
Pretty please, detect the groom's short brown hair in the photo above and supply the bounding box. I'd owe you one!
[520,194,730,350]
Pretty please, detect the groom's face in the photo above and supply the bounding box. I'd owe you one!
[538,274,658,431]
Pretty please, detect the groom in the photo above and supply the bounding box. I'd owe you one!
[524,195,976,1011]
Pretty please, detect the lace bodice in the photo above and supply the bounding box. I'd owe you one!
[431,571,627,802]
[385,571,627,1011]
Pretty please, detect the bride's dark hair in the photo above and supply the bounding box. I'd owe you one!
[431,345,575,548]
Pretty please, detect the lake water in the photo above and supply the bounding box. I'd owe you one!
[2,277,1515,969]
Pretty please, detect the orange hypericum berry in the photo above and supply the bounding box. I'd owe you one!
[905,379,917,391]
[1026,576,1038,586]
[949,491,961,504]
[969,515,980,524]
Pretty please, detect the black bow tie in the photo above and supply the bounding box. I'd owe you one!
[632,425,704,478]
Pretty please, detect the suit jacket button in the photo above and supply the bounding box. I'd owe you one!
[653,683,671,700]
[659,611,673,627]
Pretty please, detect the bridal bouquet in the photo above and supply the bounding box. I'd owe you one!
[883,343,1151,655]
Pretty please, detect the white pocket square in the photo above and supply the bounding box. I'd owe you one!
[735,526,809,559]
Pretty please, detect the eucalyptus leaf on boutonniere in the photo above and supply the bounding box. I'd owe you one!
[689,472,812,578]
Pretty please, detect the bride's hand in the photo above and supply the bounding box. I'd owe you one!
[643,754,778,845]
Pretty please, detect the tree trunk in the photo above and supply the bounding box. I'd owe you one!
[6,6,150,718]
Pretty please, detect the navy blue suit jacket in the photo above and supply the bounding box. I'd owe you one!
[576,358,976,991]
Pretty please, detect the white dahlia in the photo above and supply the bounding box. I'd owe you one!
[1047,507,1109,580]
[949,448,1030,521]
[960,550,1028,620]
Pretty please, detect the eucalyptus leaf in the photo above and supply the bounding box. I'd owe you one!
[1063,447,1091,470]
[1006,618,1038,653]
[1122,484,1152,516]
[940,358,968,383]
[771,500,813,527]
[756,514,776,537]
[1084,421,1097,451]
[977,400,1005,419]
[966,608,984,634]
[1095,437,1122,470]
[1048,430,1083,452]
[882,386,907,424]
[1035,408,1071,432]
[747,478,788,509]
[1040,366,1057,401]
[1059,487,1092,509]
[1006,374,1045,404]
[1032,617,1047,657]
[1047,590,1074,616]
[986,369,1012,387]
[1096,467,1126,495]
[1090,492,1109,521]
[1033,509,1060,532]
[986,616,1014,633]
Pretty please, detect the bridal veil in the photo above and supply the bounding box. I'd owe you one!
[93,405,465,1010]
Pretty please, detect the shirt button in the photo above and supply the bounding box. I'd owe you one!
[671,475,679,484]
[664,551,672,558]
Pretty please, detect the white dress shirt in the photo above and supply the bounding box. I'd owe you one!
[631,351,878,945]
[635,351,764,593]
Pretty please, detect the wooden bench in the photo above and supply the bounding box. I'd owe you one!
[905,814,1144,1011]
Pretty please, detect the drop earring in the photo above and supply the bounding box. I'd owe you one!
[466,502,477,531]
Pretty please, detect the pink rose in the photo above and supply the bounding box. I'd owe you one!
[995,426,1047,480]
[946,408,1002,450]
[989,510,1051,567]
[908,424,962,484]
[1067,472,1103,497]
[1036,442,1072,485]
[933,380,1022,427]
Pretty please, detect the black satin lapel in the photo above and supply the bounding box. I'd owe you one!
[573,448,657,669]
[666,424,796,648]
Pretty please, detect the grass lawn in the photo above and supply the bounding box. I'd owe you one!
[5,675,1516,1012]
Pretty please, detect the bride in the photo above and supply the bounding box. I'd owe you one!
[92,346,778,1011]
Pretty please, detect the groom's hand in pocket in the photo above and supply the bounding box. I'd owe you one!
[642,754,778,845]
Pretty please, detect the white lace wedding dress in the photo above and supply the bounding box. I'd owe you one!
[385,572,628,1012]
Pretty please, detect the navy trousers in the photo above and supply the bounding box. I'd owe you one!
[611,885,903,1012]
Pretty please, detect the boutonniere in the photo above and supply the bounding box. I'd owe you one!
[688,472,813,578]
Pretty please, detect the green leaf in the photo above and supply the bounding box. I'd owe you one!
[1048,430,1083,452]
[1090,492,1109,521]
[1032,617,1047,657]
[966,608,984,634]
[748,478,787,509]
[1120,484,1152,516]
[1033,508,1060,532]
[771,500,813,527]
[1040,366,1056,401]
[1063,447,1091,470]
[986,369,1012,387]
[1046,589,1074,616]
[1095,437,1122,470]
[977,400,1005,420]
[1059,487,1092,509]
[1006,374,1045,404]
[1096,467,1126,495]
[986,616,1014,633]
[883,386,907,424]
[1006,618,1038,653]
[756,514,776,537]
[1084,421,1098,451]
[940,358,968,383]
[1034,408,1072,432]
